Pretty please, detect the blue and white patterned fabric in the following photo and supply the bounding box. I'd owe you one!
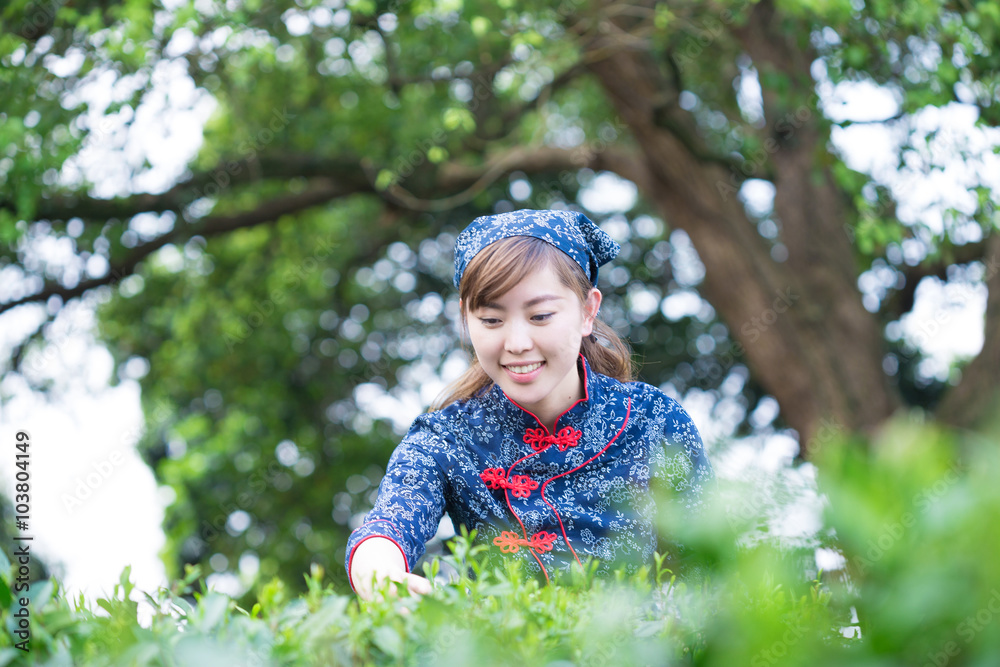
[452,209,621,288]
[345,355,713,586]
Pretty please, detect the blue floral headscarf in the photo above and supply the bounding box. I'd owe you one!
[453,209,620,288]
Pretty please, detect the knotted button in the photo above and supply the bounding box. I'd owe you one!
[492,530,557,554]
[522,426,582,452]
[481,468,539,498]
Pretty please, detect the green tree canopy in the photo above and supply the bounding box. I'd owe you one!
[2,0,998,590]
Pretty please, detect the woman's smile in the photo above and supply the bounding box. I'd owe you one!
[503,361,546,381]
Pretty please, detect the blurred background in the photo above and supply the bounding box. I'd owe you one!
[1,0,998,607]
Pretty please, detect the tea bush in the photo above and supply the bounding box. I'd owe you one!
[2,414,998,666]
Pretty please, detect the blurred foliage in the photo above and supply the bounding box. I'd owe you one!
[2,0,1000,601]
[2,415,1000,665]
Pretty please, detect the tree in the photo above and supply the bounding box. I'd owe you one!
[2,0,998,588]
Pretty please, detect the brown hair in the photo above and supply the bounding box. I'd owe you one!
[430,236,636,410]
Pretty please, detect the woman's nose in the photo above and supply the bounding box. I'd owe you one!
[504,320,533,353]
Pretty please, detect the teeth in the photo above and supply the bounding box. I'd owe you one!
[507,362,542,374]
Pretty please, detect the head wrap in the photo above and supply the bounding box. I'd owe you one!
[453,209,620,288]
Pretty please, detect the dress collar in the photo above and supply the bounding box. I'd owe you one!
[482,353,597,434]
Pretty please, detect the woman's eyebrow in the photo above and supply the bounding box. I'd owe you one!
[480,294,564,310]
[525,294,564,307]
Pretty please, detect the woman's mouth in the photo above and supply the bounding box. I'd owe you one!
[503,361,545,382]
[505,362,543,374]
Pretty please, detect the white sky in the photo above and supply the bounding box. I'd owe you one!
[0,300,169,600]
[1,41,998,603]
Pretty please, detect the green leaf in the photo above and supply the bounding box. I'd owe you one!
[28,579,54,610]
[0,649,22,667]
[375,169,396,191]
[196,593,229,631]
[470,16,491,36]
[348,0,376,15]
[443,107,475,132]
[372,625,402,658]
[0,576,11,609]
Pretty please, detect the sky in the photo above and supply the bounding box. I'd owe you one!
[0,305,169,600]
[1,28,999,607]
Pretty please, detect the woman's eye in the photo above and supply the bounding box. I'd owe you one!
[478,317,500,326]
[531,313,553,322]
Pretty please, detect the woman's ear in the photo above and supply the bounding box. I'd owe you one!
[581,288,602,337]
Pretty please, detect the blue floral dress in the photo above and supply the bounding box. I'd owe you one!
[345,355,713,586]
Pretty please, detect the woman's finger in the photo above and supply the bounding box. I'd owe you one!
[386,571,432,597]
[403,572,433,596]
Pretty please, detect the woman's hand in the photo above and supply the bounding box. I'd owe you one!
[349,537,433,602]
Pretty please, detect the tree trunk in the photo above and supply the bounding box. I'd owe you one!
[582,2,901,452]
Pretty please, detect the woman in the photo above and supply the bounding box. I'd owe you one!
[346,209,713,600]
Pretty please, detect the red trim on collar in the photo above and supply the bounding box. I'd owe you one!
[499,353,592,434]
[540,397,632,569]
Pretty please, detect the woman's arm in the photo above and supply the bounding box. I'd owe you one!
[344,426,449,597]
[349,536,433,601]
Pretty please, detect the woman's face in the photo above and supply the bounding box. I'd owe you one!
[464,262,601,429]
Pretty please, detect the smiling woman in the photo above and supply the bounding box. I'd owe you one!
[345,209,714,601]
[462,248,601,431]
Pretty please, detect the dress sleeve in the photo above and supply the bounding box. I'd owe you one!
[648,392,714,518]
[344,426,448,590]
[647,393,714,575]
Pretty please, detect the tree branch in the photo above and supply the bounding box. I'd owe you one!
[3,139,646,316]
[379,144,646,212]
[0,180,363,316]
[579,22,741,173]
[651,105,746,171]
[835,111,907,126]
[8,154,370,224]
[495,63,588,137]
